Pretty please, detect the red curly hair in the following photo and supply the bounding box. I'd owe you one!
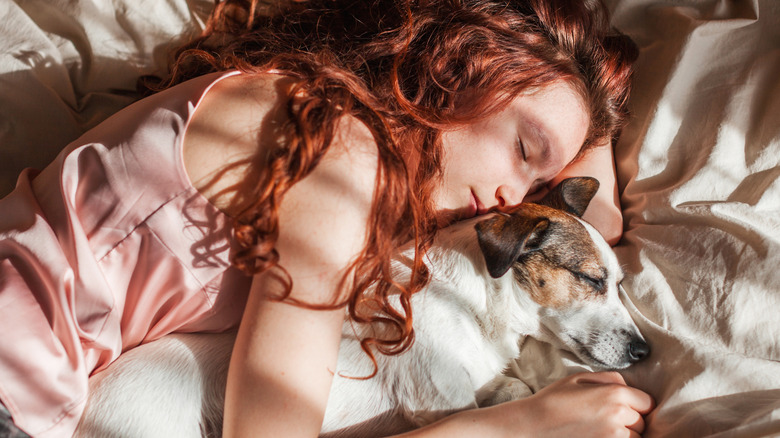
[160,0,637,370]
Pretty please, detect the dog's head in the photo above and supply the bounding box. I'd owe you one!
[474,177,649,370]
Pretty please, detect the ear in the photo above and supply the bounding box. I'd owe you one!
[537,177,600,217]
[475,213,550,278]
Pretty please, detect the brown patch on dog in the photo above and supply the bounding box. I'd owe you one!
[538,177,600,218]
[475,211,550,279]
[504,204,607,309]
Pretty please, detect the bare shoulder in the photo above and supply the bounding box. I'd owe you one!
[183,72,289,212]
[183,72,379,219]
[272,101,380,298]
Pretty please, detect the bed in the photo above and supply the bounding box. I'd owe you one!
[2,0,779,436]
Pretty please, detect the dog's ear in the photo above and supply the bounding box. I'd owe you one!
[537,177,600,217]
[475,212,550,278]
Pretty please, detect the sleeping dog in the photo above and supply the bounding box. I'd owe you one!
[75,177,649,438]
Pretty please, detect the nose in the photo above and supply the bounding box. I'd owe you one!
[627,339,650,363]
[495,183,528,212]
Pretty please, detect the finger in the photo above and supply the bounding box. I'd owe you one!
[624,408,646,434]
[607,397,646,435]
[600,383,655,415]
[576,372,655,414]
[575,371,626,386]
[624,386,655,415]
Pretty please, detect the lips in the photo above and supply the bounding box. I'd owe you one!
[471,190,488,217]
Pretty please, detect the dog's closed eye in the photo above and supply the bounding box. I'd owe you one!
[575,272,606,293]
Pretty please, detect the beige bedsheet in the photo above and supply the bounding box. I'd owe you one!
[618,1,780,435]
[513,1,780,436]
[2,0,778,436]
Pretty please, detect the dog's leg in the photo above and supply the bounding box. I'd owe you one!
[475,375,533,407]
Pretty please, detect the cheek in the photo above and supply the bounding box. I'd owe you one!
[442,127,516,174]
[439,136,476,184]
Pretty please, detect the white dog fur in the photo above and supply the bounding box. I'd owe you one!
[75,177,648,437]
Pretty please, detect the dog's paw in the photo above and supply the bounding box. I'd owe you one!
[476,375,533,407]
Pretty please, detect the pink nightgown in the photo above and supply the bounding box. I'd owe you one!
[0,71,252,437]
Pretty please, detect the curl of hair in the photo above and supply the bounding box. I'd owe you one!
[158,0,638,372]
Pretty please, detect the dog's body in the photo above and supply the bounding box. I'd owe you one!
[75,178,648,438]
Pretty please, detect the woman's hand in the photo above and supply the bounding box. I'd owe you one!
[510,371,655,438]
[396,371,654,438]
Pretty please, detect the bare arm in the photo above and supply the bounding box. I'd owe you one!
[391,372,654,438]
[222,117,380,437]
[184,74,380,437]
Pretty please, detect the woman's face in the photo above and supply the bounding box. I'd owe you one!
[434,80,589,225]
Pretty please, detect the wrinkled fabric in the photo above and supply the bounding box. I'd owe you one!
[0,0,210,197]
[0,71,251,437]
[510,1,780,437]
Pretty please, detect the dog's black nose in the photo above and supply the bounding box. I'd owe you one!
[628,340,650,363]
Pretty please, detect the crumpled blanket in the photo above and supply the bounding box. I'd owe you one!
[512,1,780,436]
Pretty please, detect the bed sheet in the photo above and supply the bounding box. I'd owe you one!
[616,1,780,435]
[1,0,779,436]
[0,0,211,196]
[512,1,780,437]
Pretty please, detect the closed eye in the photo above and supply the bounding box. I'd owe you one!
[516,136,527,161]
[576,273,605,293]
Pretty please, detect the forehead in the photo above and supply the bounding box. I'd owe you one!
[512,81,589,168]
